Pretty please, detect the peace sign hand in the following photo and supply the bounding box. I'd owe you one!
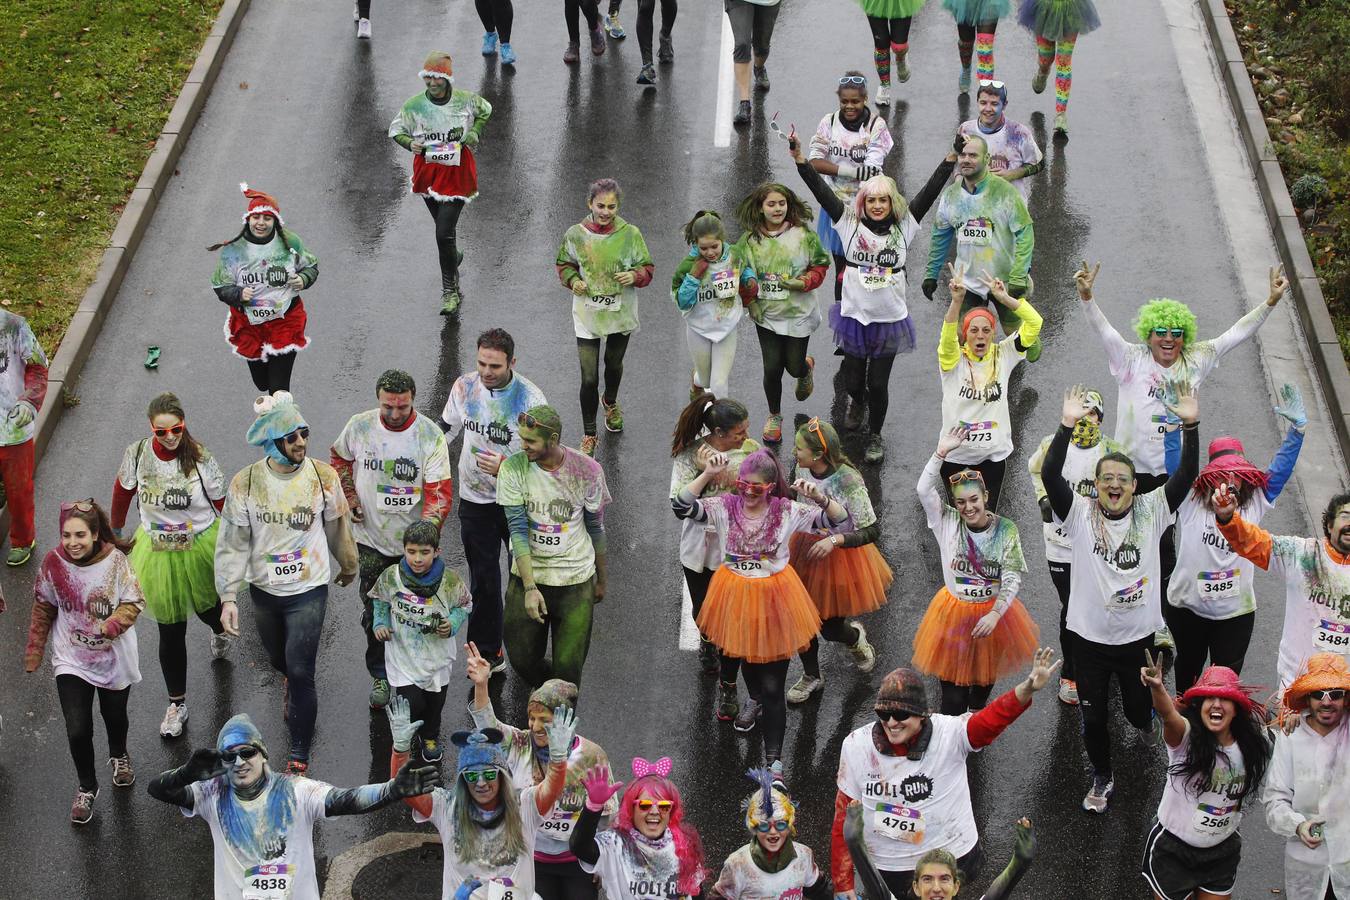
[464,641,491,687]
[1074,260,1101,301]
[1211,482,1238,524]
[1140,648,1165,690]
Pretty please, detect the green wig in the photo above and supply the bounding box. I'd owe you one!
[1133,299,1197,346]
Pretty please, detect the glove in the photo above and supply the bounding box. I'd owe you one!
[546,705,578,763]
[856,164,882,181]
[385,694,424,753]
[953,132,967,155]
[183,747,228,782]
[581,764,624,811]
[8,402,35,429]
[1008,282,1027,300]
[1273,383,1307,431]
[922,278,938,301]
[1038,495,1053,524]
[454,879,484,900]
[1013,817,1036,862]
[390,756,440,799]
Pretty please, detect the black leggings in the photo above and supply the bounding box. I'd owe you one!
[565,0,601,42]
[396,684,448,746]
[476,0,514,42]
[536,860,598,900]
[956,21,998,41]
[577,334,631,435]
[357,0,372,17]
[840,353,897,434]
[756,326,811,415]
[636,0,678,63]
[246,353,296,394]
[158,603,226,699]
[742,659,789,761]
[1164,605,1256,694]
[939,680,993,715]
[939,457,1008,512]
[799,617,860,679]
[683,566,714,624]
[867,14,912,48]
[1048,560,1074,681]
[422,197,465,291]
[56,674,130,792]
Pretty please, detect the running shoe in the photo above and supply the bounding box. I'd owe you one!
[356,17,371,39]
[1053,113,1069,141]
[500,43,516,66]
[769,759,785,784]
[864,433,885,464]
[734,698,762,732]
[489,650,509,675]
[482,31,499,56]
[160,701,188,739]
[110,754,135,788]
[369,677,392,710]
[210,632,231,660]
[563,42,581,65]
[657,32,674,63]
[580,435,599,457]
[7,541,34,566]
[70,787,97,826]
[637,64,656,85]
[1032,67,1049,94]
[440,287,462,316]
[733,100,752,127]
[848,620,877,672]
[1082,773,1114,813]
[421,740,444,764]
[1153,624,1176,672]
[1137,711,1162,745]
[894,52,911,83]
[590,25,606,56]
[762,414,783,444]
[1058,678,1079,706]
[875,85,892,107]
[844,401,865,432]
[604,13,626,38]
[786,675,824,704]
[602,398,624,432]
[794,355,815,401]
[716,682,739,722]
[698,639,720,675]
[753,66,770,92]
[286,759,309,777]
[958,65,972,94]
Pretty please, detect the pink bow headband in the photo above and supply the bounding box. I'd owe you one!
[632,756,673,779]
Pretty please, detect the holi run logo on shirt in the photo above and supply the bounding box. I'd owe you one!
[255,505,316,532]
[239,265,292,290]
[957,381,1002,403]
[1094,540,1141,570]
[363,456,420,484]
[86,591,114,621]
[547,498,575,521]
[875,248,899,269]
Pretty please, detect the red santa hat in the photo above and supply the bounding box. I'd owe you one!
[419,51,454,83]
[239,182,283,224]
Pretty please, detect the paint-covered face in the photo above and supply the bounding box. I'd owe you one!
[423,75,450,99]
[477,346,513,390]
[527,703,554,748]
[61,517,95,561]
[1200,696,1236,735]
[838,87,867,122]
[464,768,502,806]
[976,90,1003,127]
[519,424,558,462]
[589,192,619,226]
[792,433,821,470]
[1095,461,1136,515]
[951,481,989,527]
[248,213,275,240]
[737,472,772,510]
[225,743,267,790]
[151,412,184,452]
[279,428,308,465]
[378,389,415,430]
[964,317,995,358]
[957,139,987,180]
[1309,689,1347,729]
[754,822,789,853]
[404,542,436,575]
[761,191,788,228]
[862,190,892,222]
[707,420,749,453]
[696,235,724,264]
[1325,505,1350,553]
[1148,328,1185,366]
[911,861,960,899]
[633,793,673,839]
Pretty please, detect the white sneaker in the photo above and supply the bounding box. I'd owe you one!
[1082,773,1114,813]
[160,701,188,738]
[875,85,892,107]
[356,17,371,39]
[210,632,231,660]
[1058,678,1079,705]
[848,620,877,673]
[786,675,824,704]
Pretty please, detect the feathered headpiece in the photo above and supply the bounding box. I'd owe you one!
[741,767,796,835]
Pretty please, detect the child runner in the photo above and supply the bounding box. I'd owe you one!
[857,0,928,106]
[556,178,655,456]
[733,182,829,444]
[388,51,493,315]
[1017,0,1100,139]
[209,184,318,393]
[710,768,832,900]
[671,210,758,403]
[369,520,472,763]
[24,501,144,825]
[111,392,229,740]
[786,418,886,703]
[942,0,1009,93]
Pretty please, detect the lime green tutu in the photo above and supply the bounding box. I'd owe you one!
[128,518,220,624]
[1017,0,1099,39]
[859,0,927,18]
[942,0,1011,25]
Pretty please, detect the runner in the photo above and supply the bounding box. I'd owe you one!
[443,328,548,674]
[1213,483,1350,692]
[1026,387,1118,706]
[733,182,829,444]
[111,392,229,739]
[671,210,759,403]
[807,74,894,304]
[1017,0,1101,139]
[914,424,1039,714]
[563,0,606,64]
[923,135,1036,360]
[613,0,678,84]
[0,307,46,566]
[1263,653,1350,899]
[497,404,611,687]
[555,178,654,456]
[673,448,845,767]
[786,418,886,703]
[727,0,782,126]
[24,500,143,825]
[709,768,832,900]
[1166,386,1306,693]
[857,0,928,106]
[387,700,575,900]
[148,713,437,899]
[957,81,1043,202]
[1041,383,1200,814]
[331,368,454,709]
[369,520,472,763]
[570,758,708,900]
[214,392,358,775]
[670,393,759,677]
[464,643,618,900]
[209,185,318,393]
[941,0,1009,92]
[829,649,1059,896]
[388,52,493,315]
[1139,654,1273,900]
[478,0,517,65]
[793,127,956,463]
[354,0,372,39]
[936,270,1042,510]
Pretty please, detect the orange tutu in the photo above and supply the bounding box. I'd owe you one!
[697,566,823,663]
[788,532,893,619]
[911,586,1040,685]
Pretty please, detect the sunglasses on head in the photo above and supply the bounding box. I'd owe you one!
[221,746,261,764]
[755,820,790,833]
[1310,689,1346,701]
[152,424,185,438]
[948,470,985,487]
[876,710,915,724]
[518,412,559,436]
[978,79,1006,89]
[60,498,96,514]
[636,799,674,812]
[462,769,499,784]
[736,479,773,497]
[282,427,310,444]
[806,416,829,454]
[838,75,867,86]
[1152,328,1185,338]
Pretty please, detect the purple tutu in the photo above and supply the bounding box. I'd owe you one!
[1016,0,1100,39]
[830,304,917,358]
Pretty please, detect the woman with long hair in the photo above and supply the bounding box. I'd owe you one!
[671,210,757,404]
[24,500,143,825]
[110,392,229,740]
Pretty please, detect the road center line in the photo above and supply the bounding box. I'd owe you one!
[713,14,734,148]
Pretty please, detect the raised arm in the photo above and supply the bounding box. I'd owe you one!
[982,274,1041,351]
[841,801,888,900]
[386,695,437,818]
[1162,384,1200,513]
[327,756,438,817]
[1265,384,1307,503]
[571,764,625,865]
[907,148,959,224]
[1141,649,1188,747]
[917,438,960,527]
[1213,487,1274,570]
[1044,387,1095,520]
[982,818,1036,900]
[1074,262,1129,373]
[795,161,846,224]
[146,748,227,810]
[1027,436,1053,523]
[937,272,967,372]
[1210,265,1286,357]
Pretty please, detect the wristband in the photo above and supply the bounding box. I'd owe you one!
[1181,421,1199,431]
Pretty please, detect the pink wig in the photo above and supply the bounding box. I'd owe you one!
[737,449,790,499]
[614,775,707,895]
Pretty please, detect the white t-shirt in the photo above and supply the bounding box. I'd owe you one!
[1262,717,1350,895]
[918,457,1026,604]
[497,448,611,587]
[834,214,919,326]
[1169,492,1271,620]
[670,440,761,572]
[331,410,453,557]
[1156,722,1247,849]
[694,496,830,579]
[957,119,1043,202]
[1062,490,1172,645]
[187,774,332,900]
[117,440,226,550]
[581,829,688,900]
[679,250,747,343]
[711,843,822,900]
[368,564,472,690]
[807,111,893,204]
[1028,436,1105,564]
[837,717,981,871]
[34,549,143,690]
[1258,534,1350,692]
[419,785,547,900]
[939,334,1025,465]
[442,372,549,507]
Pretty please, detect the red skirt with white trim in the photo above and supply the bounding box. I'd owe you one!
[411,150,479,202]
[224,299,309,361]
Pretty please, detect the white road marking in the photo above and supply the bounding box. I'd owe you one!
[679,577,701,651]
[713,14,734,148]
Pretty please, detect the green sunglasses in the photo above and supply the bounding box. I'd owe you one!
[462,769,499,784]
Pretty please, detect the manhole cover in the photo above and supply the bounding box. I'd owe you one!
[350,842,444,899]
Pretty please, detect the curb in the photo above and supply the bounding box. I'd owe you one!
[1197,0,1350,460]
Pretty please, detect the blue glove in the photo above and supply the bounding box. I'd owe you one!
[454,879,483,900]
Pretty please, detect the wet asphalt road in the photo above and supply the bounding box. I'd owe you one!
[0,0,1323,897]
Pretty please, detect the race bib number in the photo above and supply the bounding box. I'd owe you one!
[149,521,193,552]
[860,266,893,291]
[540,811,579,839]
[244,301,284,326]
[1106,576,1147,612]
[1191,803,1238,839]
[1197,569,1238,604]
[425,141,462,166]
[873,803,925,844]
[394,590,430,627]
[759,275,788,301]
[1150,414,1171,442]
[71,629,111,652]
[723,552,769,577]
[1314,618,1350,652]
[377,483,420,510]
[529,520,569,550]
[584,293,622,311]
[954,574,996,602]
[243,863,293,900]
[962,420,997,443]
[267,550,309,586]
[710,269,738,300]
[487,878,517,900]
[957,219,991,246]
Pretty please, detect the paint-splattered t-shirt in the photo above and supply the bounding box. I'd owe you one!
[670,439,761,571]
[807,111,893,204]
[388,89,493,201]
[1157,720,1247,848]
[918,456,1026,604]
[688,496,831,579]
[556,218,653,339]
[498,448,611,586]
[735,227,828,338]
[0,311,46,447]
[957,119,1043,202]
[117,439,226,549]
[581,829,689,900]
[332,410,453,557]
[1169,492,1272,621]
[671,245,756,342]
[187,773,332,900]
[939,332,1026,466]
[368,564,471,690]
[833,212,919,326]
[442,371,548,506]
[418,783,547,900]
[793,464,876,531]
[930,174,1032,293]
[712,842,823,900]
[34,549,143,690]
[1260,534,1350,692]
[211,231,317,327]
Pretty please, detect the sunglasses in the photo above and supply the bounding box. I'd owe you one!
[754,820,790,833]
[948,470,985,487]
[221,746,261,764]
[1151,328,1185,338]
[736,479,773,497]
[838,75,867,86]
[806,416,829,454]
[977,79,1006,89]
[1309,689,1346,701]
[152,424,185,438]
[60,498,96,514]
[462,769,499,784]
[769,112,793,142]
[518,412,559,436]
[282,427,310,444]
[636,799,674,812]
[876,710,914,724]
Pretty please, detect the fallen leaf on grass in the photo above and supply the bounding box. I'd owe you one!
[239,82,249,89]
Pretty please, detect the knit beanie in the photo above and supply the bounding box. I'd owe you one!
[875,667,929,718]
[245,391,307,466]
